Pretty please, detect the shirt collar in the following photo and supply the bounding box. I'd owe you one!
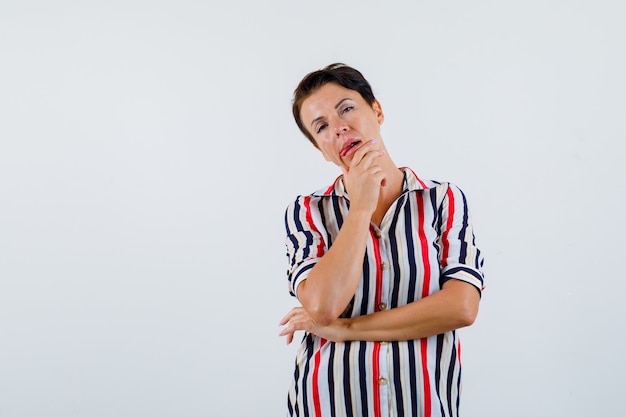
[312,167,433,198]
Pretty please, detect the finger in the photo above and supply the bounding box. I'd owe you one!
[279,313,291,326]
[353,139,380,160]
[344,140,373,169]
[279,307,303,325]
[351,148,384,171]
[279,326,295,344]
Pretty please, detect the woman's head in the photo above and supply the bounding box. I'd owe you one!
[292,63,377,147]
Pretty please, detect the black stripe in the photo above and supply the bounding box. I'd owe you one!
[457,188,469,264]
[443,266,484,286]
[304,230,317,260]
[287,234,299,268]
[358,341,369,417]
[318,198,331,248]
[456,345,462,416]
[293,263,316,293]
[328,342,336,417]
[300,334,315,417]
[392,341,405,417]
[343,342,354,417]
[445,333,458,417]
[428,188,443,274]
[388,198,404,308]
[292,352,300,416]
[287,394,294,416]
[360,254,370,316]
[290,197,304,232]
[332,196,345,230]
[407,340,418,417]
[435,334,446,417]
[291,198,312,260]
[436,189,445,234]
[404,195,417,304]
[429,187,438,229]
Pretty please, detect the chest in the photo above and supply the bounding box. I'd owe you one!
[321,192,444,313]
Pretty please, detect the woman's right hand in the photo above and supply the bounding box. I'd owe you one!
[279,306,348,344]
[341,139,386,215]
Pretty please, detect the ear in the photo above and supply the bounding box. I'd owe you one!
[372,100,385,125]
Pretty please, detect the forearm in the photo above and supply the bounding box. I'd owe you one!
[297,208,372,324]
[333,280,480,342]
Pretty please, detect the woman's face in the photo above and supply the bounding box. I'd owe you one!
[300,82,384,169]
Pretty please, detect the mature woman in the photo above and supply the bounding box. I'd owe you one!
[279,63,485,417]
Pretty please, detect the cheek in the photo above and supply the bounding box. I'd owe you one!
[317,147,333,162]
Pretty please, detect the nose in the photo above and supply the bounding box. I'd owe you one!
[335,123,348,137]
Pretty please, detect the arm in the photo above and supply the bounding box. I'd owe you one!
[280,279,479,343]
[281,182,485,343]
[287,141,386,325]
[295,207,372,325]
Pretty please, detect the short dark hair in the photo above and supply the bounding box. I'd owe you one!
[292,63,377,147]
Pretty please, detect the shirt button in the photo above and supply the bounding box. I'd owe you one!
[378,378,388,385]
[381,262,388,270]
[375,231,382,238]
[378,302,387,311]
[380,341,388,345]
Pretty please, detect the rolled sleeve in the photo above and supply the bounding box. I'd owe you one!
[284,196,327,298]
[438,183,485,295]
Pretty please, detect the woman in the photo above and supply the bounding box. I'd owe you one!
[279,63,485,417]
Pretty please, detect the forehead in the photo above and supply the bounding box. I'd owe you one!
[300,83,362,122]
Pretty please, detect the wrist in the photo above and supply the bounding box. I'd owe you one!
[346,207,374,224]
[332,318,351,343]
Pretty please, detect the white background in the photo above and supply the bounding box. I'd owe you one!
[1,1,625,416]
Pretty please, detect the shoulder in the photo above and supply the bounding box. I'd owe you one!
[285,175,345,211]
[402,167,467,207]
[284,192,329,219]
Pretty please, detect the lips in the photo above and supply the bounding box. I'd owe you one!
[340,139,362,157]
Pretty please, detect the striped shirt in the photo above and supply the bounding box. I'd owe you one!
[284,168,485,417]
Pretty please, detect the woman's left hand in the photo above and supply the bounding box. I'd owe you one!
[279,307,345,344]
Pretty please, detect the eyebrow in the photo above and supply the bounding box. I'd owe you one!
[309,98,352,128]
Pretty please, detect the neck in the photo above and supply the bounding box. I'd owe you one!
[371,158,404,225]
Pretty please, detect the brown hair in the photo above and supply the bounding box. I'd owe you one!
[292,63,377,146]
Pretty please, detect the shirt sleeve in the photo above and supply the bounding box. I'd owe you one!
[437,183,485,295]
[284,196,328,298]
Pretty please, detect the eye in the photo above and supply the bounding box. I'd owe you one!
[341,106,354,113]
[316,123,328,134]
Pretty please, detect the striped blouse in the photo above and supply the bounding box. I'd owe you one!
[284,168,485,417]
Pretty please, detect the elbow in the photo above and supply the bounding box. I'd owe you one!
[297,281,344,326]
[456,300,479,328]
[307,304,341,326]
[442,279,481,328]
[457,309,477,328]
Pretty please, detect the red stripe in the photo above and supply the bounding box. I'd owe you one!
[420,339,432,417]
[416,193,432,416]
[406,167,428,189]
[370,227,383,305]
[370,227,383,417]
[416,194,431,298]
[372,342,381,416]
[440,187,455,267]
[303,196,326,257]
[324,175,342,196]
[312,338,327,417]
